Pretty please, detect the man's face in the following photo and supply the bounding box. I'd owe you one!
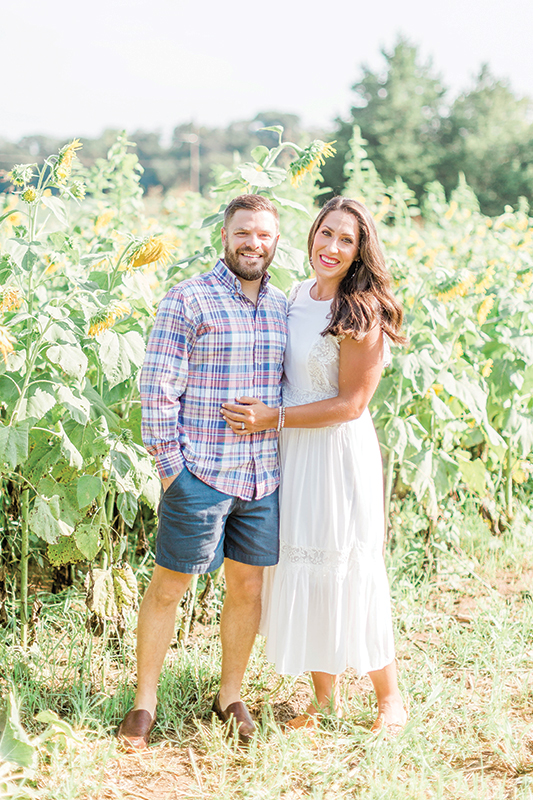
[221,209,279,282]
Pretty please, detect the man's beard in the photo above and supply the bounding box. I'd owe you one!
[223,243,276,282]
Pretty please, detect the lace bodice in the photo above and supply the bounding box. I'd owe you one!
[282,333,340,405]
[282,280,390,407]
[282,281,340,406]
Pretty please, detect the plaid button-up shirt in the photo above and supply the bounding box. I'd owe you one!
[140,260,288,500]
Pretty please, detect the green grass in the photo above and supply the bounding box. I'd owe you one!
[2,503,533,799]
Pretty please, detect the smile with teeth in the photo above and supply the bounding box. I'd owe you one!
[319,255,339,266]
[239,252,262,259]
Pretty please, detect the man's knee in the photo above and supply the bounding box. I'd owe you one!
[225,564,264,605]
[145,566,192,607]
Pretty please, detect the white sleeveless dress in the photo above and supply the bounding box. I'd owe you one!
[260,279,395,676]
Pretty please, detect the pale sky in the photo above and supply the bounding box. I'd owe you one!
[3,0,533,142]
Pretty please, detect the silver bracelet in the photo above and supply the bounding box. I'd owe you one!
[276,405,286,432]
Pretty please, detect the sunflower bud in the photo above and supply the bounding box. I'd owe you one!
[70,180,86,200]
[21,186,38,204]
[8,163,37,186]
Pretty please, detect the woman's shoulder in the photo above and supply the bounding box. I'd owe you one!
[288,278,313,306]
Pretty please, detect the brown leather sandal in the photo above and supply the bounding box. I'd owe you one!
[116,709,156,752]
[212,692,255,745]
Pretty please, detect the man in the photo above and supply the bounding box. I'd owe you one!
[117,195,288,749]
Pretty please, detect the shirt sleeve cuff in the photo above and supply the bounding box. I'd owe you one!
[154,448,185,480]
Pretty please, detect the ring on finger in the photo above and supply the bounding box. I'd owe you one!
[241,422,245,430]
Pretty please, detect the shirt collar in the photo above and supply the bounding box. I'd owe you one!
[213,259,271,299]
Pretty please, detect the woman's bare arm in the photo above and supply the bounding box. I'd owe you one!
[221,327,385,434]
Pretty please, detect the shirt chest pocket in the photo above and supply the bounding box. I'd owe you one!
[192,319,253,362]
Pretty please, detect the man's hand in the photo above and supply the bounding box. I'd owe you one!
[161,474,177,493]
[221,397,278,434]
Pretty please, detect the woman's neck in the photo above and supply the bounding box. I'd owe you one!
[311,277,339,302]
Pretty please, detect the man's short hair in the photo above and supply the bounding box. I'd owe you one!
[223,195,279,230]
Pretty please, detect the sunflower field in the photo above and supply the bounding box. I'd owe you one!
[0,125,532,651]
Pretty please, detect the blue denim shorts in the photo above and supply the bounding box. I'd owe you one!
[155,466,279,575]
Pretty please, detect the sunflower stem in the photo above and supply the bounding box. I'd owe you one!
[505,435,514,521]
[20,487,30,648]
[109,241,136,292]
[384,374,403,536]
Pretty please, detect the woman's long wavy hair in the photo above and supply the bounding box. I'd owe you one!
[308,197,405,345]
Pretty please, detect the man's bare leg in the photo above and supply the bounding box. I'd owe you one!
[218,559,264,710]
[133,564,192,716]
[368,659,406,730]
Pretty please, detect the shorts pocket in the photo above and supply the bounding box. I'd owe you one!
[161,465,186,499]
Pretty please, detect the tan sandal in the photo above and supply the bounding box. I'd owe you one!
[284,713,320,731]
[370,711,407,737]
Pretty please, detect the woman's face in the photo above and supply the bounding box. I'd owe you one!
[311,209,359,285]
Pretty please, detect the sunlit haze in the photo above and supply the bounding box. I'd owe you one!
[4,0,533,141]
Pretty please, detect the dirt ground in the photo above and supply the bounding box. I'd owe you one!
[99,745,197,800]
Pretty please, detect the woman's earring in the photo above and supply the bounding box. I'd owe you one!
[309,258,314,267]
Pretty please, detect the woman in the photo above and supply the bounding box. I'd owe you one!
[221,197,406,731]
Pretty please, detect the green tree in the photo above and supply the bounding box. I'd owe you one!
[322,38,446,198]
[438,65,533,214]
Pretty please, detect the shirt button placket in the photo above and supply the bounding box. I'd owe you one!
[250,298,261,492]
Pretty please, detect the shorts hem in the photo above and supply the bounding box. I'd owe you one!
[155,556,224,575]
[224,551,279,567]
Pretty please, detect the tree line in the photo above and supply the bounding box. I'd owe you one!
[2,39,532,216]
[322,38,533,216]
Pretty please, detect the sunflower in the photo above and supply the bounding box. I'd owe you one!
[21,186,38,204]
[54,138,83,184]
[476,296,494,326]
[0,326,15,363]
[0,286,23,313]
[57,138,83,170]
[289,140,336,186]
[125,236,174,270]
[474,266,495,294]
[88,302,131,337]
[436,271,475,302]
[481,359,493,378]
